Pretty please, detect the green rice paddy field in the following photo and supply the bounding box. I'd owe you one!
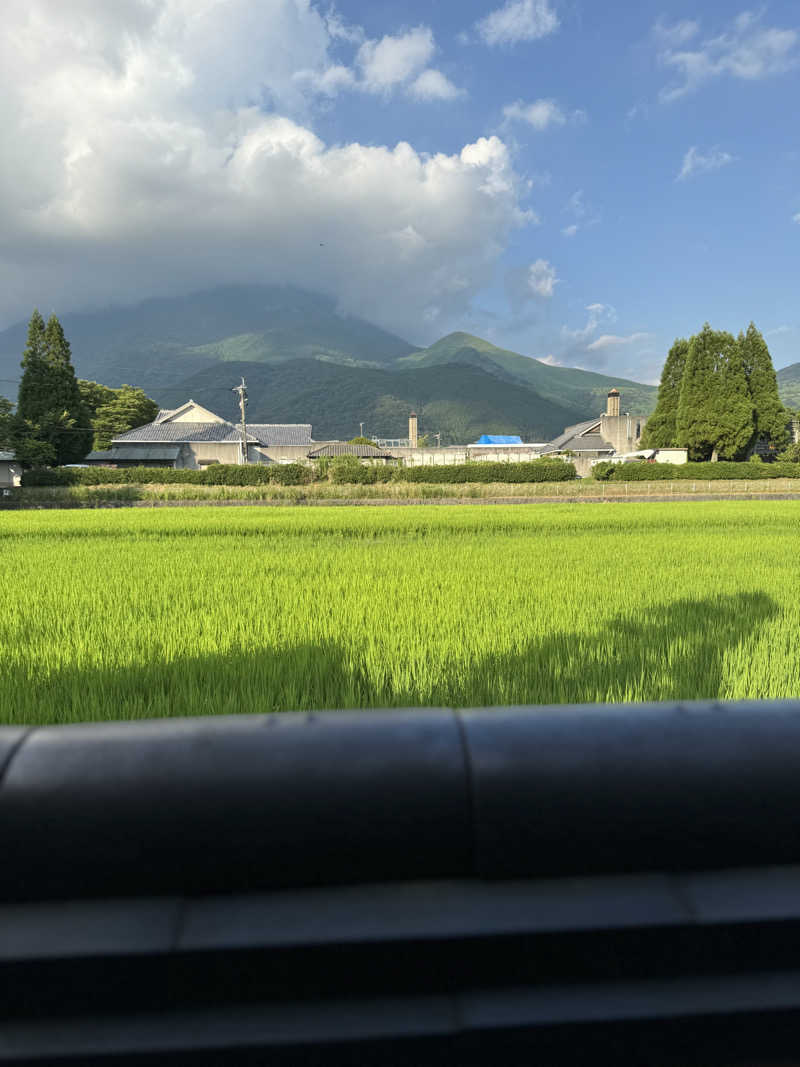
[2,501,799,724]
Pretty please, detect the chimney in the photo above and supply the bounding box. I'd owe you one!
[606,388,620,417]
[409,412,418,449]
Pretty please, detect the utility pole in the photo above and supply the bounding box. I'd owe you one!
[359,421,364,438]
[434,432,441,448]
[232,377,248,465]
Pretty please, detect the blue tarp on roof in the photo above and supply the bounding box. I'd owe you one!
[475,434,524,445]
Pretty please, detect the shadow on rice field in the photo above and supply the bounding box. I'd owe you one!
[19,591,776,725]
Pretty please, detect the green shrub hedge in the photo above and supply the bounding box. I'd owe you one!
[24,458,577,487]
[594,460,800,482]
[23,464,314,487]
[398,460,577,483]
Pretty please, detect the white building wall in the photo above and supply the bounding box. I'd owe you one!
[0,460,22,488]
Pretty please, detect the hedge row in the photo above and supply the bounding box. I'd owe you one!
[593,460,800,482]
[23,458,578,487]
[398,460,578,483]
[23,464,314,487]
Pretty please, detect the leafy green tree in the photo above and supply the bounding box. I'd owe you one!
[640,338,688,448]
[347,436,381,448]
[78,379,116,418]
[739,323,789,455]
[90,384,159,450]
[15,311,92,465]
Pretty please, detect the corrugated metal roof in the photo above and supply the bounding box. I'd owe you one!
[308,443,393,458]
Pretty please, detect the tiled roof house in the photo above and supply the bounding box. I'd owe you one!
[87,400,313,469]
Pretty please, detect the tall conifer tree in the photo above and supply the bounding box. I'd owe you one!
[713,333,754,459]
[0,396,12,450]
[640,338,689,448]
[15,310,92,465]
[740,322,789,454]
[675,325,719,460]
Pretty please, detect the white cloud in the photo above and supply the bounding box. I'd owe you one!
[653,17,700,48]
[303,24,464,101]
[677,146,735,181]
[302,63,355,95]
[504,258,559,312]
[793,213,800,224]
[325,7,365,45]
[561,303,616,343]
[766,325,793,336]
[0,1,528,337]
[537,354,562,366]
[503,98,566,129]
[586,332,651,351]
[559,188,600,237]
[527,259,559,298]
[408,68,465,101]
[477,0,559,46]
[357,26,434,91]
[657,10,799,102]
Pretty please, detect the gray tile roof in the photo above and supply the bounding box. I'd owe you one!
[248,424,313,446]
[558,434,615,453]
[115,419,313,448]
[542,420,614,454]
[543,420,601,453]
[114,422,246,444]
[308,443,393,458]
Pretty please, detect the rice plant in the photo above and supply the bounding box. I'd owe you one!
[2,501,799,724]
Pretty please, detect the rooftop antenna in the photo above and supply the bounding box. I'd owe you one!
[232,377,248,465]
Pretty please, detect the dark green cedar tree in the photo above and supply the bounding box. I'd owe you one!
[640,338,689,448]
[675,325,721,460]
[0,396,13,450]
[15,310,92,465]
[739,323,789,454]
[713,332,754,459]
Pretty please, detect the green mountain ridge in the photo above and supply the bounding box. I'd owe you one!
[0,285,693,446]
[171,359,581,443]
[776,363,800,410]
[403,332,659,415]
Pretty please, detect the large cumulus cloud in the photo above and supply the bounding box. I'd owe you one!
[0,0,530,337]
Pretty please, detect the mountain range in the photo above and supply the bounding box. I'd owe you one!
[0,284,726,444]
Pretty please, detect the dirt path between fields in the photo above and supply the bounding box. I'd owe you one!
[8,493,800,510]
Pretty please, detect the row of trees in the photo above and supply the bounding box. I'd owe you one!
[642,323,789,460]
[0,310,158,466]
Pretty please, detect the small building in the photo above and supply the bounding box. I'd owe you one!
[542,389,650,476]
[307,443,396,465]
[88,401,314,468]
[0,451,22,491]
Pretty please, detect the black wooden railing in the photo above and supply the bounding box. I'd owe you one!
[3,702,800,1064]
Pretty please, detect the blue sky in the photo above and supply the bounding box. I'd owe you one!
[1,0,798,382]
[309,0,800,379]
